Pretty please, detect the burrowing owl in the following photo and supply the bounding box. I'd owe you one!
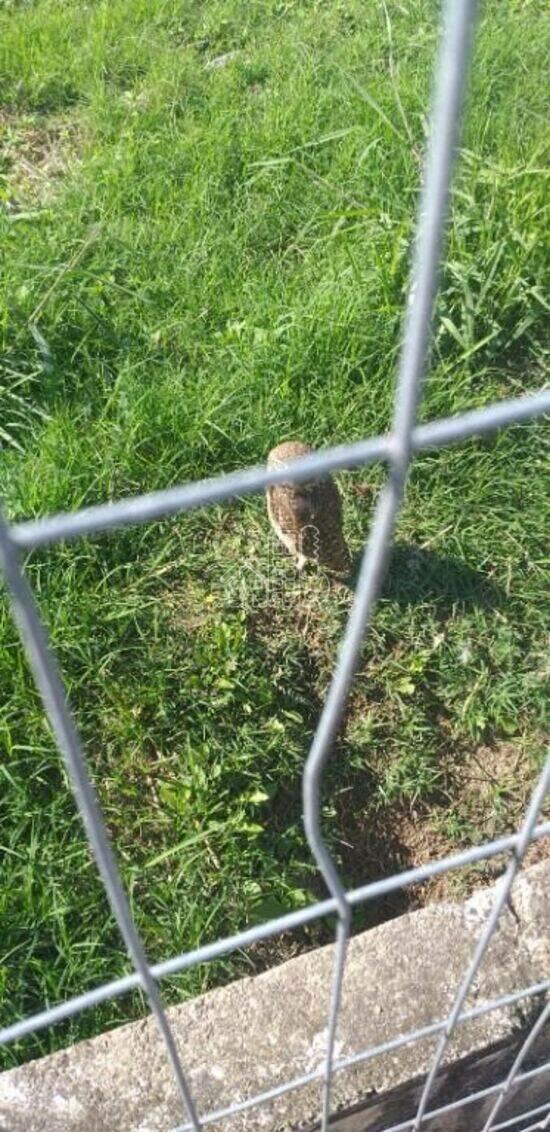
[266,441,350,573]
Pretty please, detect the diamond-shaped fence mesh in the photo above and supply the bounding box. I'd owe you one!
[1,2,549,1130]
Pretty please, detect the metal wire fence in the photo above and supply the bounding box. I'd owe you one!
[1,1,549,1129]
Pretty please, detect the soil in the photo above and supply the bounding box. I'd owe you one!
[1,110,81,212]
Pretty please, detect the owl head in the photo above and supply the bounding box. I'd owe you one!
[267,441,318,487]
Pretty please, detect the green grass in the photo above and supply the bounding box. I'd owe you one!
[1,0,549,1068]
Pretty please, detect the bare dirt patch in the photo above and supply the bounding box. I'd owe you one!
[1,109,82,212]
[395,741,550,908]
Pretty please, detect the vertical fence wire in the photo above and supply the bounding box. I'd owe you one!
[411,757,550,1131]
[0,0,549,1129]
[481,1000,550,1132]
[0,515,202,1132]
[491,1104,550,1132]
[381,1064,550,1132]
[302,1,478,1126]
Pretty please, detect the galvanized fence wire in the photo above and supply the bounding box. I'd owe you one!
[481,1001,550,1132]
[380,1063,550,1132]
[2,822,550,1051]
[0,514,201,1132]
[491,1106,550,1132]
[303,1,478,1126]
[0,2,549,1131]
[411,760,550,1131]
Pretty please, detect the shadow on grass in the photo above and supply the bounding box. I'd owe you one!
[324,758,415,933]
[346,540,504,614]
[252,539,506,935]
[243,614,415,941]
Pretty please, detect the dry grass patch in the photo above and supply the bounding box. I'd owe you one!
[1,109,82,212]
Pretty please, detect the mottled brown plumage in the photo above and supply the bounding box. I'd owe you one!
[266,441,350,573]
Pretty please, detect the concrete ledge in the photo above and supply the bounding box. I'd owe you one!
[0,861,548,1131]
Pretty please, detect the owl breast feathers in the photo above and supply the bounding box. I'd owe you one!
[266,441,350,573]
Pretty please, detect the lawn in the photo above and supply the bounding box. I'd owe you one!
[0,0,548,1068]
